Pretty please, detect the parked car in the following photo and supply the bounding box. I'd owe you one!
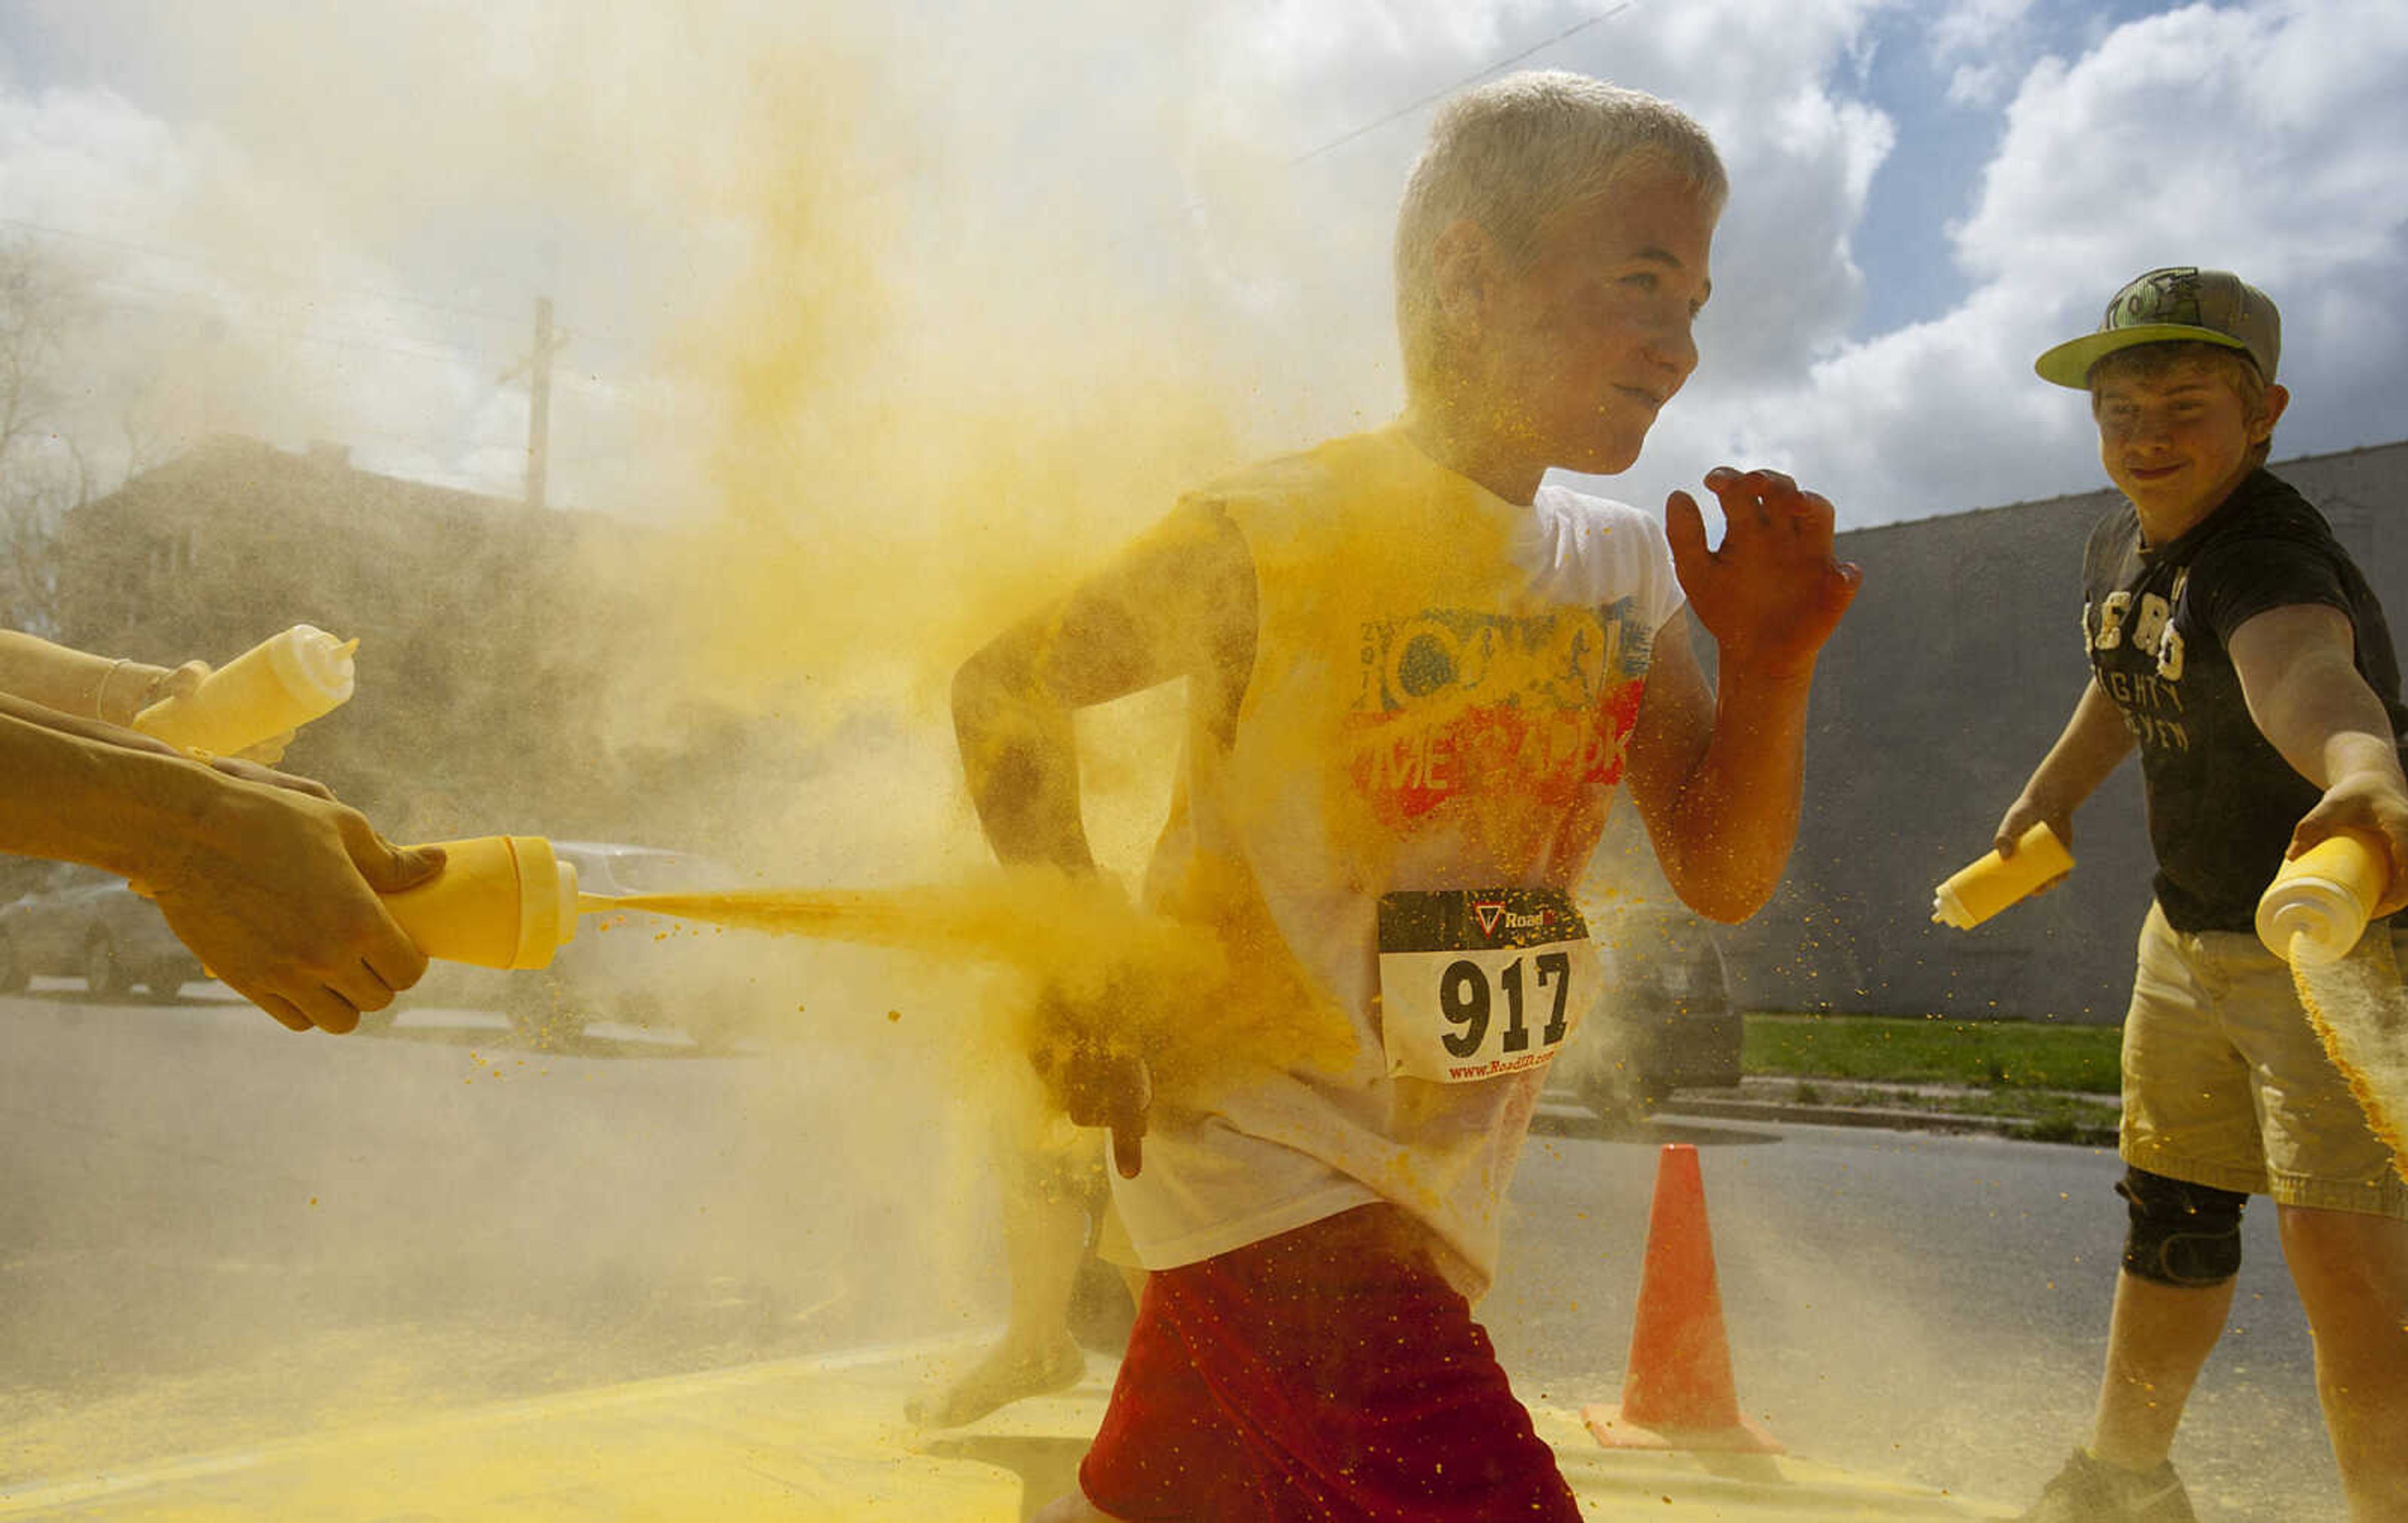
[1548,904,1744,1122]
[0,860,206,1001]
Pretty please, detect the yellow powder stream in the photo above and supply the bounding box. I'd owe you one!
[583,869,1356,1112]
[2291,934,2408,1187]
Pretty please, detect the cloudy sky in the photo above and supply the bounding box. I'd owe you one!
[3,0,2403,539]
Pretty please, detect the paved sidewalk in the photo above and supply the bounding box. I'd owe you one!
[0,1337,2017,1521]
[1545,1076,2121,1144]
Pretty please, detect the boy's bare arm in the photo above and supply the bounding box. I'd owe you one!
[953,502,1256,872]
[1622,468,1860,924]
[1997,677,2134,858]
[2230,603,2408,914]
[953,503,1255,1176]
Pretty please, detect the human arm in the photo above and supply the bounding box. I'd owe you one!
[953,501,1256,1174]
[1993,677,2133,870]
[1622,468,1861,924]
[953,502,1256,871]
[0,630,204,727]
[2229,603,2408,917]
[0,700,443,1030]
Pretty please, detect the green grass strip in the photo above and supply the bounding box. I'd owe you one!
[1744,1012,2121,1094]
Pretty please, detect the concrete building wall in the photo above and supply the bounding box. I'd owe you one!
[54,436,667,846]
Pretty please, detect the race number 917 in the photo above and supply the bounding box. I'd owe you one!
[1439,951,1574,1057]
[1376,887,1597,1083]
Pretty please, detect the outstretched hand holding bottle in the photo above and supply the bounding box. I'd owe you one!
[1,691,441,1032]
[140,767,445,1031]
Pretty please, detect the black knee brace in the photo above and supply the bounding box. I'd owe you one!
[2118,1166,2247,1287]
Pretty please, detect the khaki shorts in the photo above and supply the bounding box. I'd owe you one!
[2123,902,2408,1219]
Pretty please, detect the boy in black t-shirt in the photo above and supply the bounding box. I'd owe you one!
[1998,268,2408,1522]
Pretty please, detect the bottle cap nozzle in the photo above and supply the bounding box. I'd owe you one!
[2259,884,2359,967]
[554,859,580,950]
[2256,834,2386,965]
[1931,885,1973,929]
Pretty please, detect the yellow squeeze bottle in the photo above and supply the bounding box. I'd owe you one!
[2256,833,2390,967]
[1933,823,2075,929]
[379,836,580,970]
[134,623,357,756]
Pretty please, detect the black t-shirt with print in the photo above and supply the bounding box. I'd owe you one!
[2083,468,2408,933]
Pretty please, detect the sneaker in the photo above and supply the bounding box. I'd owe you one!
[2017,1449,2198,1522]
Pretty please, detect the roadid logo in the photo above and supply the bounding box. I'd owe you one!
[1472,900,1557,939]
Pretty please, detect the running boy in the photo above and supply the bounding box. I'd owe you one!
[1999,268,2408,1522]
[953,71,1857,1521]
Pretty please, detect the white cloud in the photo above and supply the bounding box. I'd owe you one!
[18,0,2397,539]
[1918,0,2037,105]
[1,0,1909,552]
[1944,60,2012,108]
[1177,0,1905,500]
[1928,0,2035,60]
[1649,0,2408,527]
[0,0,1926,529]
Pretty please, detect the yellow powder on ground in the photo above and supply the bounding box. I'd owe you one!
[2291,935,2408,1186]
[596,868,1356,1110]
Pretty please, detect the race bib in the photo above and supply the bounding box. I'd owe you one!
[1376,887,1597,1083]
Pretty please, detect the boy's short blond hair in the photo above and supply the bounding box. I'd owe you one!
[2090,340,2279,466]
[1393,71,1725,397]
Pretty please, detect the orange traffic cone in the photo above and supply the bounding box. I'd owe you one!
[1583,1142,1782,1453]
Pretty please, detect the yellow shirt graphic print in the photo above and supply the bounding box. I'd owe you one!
[1224,432,1657,888]
[1349,601,1644,829]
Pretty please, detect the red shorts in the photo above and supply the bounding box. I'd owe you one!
[1078,1204,1578,1522]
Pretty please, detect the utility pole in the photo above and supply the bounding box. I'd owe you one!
[502,296,568,511]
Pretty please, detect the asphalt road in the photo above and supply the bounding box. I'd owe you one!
[1496,1111,2338,1521]
[0,980,2343,1520]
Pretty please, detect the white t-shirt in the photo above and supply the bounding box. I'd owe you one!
[1117,430,1686,1298]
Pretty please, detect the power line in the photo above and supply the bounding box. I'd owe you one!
[1097,5,1644,260]
[88,280,510,369]
[13,5,1644,357]
[1289,3,1637,166]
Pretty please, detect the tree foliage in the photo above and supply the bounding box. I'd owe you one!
[0,239,102,638]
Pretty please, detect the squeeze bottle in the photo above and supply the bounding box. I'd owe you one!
[133,623,357,756]
[1933,823,2075,930]
[2256,833,2390,967]
[379,836,580,970]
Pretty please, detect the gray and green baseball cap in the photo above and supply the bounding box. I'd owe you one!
[2035,266,2281,389]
